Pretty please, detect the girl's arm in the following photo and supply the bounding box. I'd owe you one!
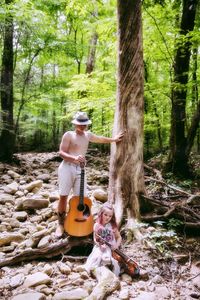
[93,223,103,246]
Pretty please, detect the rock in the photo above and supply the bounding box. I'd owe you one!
[37,174,50,183]
[15,197,26,210]
[11,292,46,300]
[10,273,25,288]
[57,262,71,275]
[87,266,120,300]
[22,196,49,210]
[0,193,15,204]
[53,288,89,300]
[0,244,16,253]
[4,218,21,228]
[121,273,132,284]
[7,170,20,179]
[1,174,11,182]
[15,191,25,197]
[13,211,28,221]
[23,272,52,288]
[0,232,24,247]
[24,180,43,192]
[83,281,94,293]
[92,189,108,202]
[49,191,59,202]
[37,235,51,248]
[43,264,54,276]
[80,271,90,280]
[134,291,157,300]
[32,228,51,241]
[119,288,130,299]
[0,224,7,232]
[151,274,164,284]
[4,181,19,194]
[155,286,171,299]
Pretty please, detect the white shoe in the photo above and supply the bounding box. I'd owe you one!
[55,224,64,238]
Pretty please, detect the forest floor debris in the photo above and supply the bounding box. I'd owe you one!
[0,152,200,300]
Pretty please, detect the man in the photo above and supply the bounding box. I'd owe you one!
[56,111,124,237]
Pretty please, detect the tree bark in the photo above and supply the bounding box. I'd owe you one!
[0,237,91,267]
[86,32,98,74]
[167,0,198,176]
[109,0,145,229]
[0,0,15,161]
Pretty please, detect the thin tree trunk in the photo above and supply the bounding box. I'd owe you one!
[15,48,42,135]
[0,0,15,161]
[109,0,145,230]
[86,32,98,74]
[187,46,199,155]
[167,0,197,176]
[86,1,98,74]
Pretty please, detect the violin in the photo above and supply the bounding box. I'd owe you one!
[96,234,140,277]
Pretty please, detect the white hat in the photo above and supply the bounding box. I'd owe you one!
[71,112,92,125]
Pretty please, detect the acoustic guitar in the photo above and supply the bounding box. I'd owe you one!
[96,233,140,277]
[64,162,94,237]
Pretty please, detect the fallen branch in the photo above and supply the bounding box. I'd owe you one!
[141,207,176,222]
[187,272,200,281]
[145,176,192,196]
[141,194,200,226]
[144,164,163,180]
[0,236,92,267]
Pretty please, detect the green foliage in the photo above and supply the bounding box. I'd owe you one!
[144,222,181,256]
[167,218,183,230]
[0,0,199,153]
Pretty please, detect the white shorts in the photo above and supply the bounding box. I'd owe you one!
[58,161,87,196]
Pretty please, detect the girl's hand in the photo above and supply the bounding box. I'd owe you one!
[100,244,107,251]
[111,244,119,251]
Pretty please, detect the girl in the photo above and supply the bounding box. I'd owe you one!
[84,202,122,276]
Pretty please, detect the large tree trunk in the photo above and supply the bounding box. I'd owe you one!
[0,0,15,161]
[167,0,197,176]
[109,0,145,232]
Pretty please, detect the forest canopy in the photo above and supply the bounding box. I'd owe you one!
[0,0,199,166]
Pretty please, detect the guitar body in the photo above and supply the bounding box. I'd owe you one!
[64,195,94,237]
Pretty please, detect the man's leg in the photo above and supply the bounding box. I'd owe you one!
[55,195,68,237]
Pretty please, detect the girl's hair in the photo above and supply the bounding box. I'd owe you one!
[97,202,117,229]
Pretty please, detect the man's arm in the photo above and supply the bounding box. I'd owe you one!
[89,131,124,144]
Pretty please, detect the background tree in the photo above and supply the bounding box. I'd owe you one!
[0,0,15,161]
[167,0,198,177]
[109,0,145,234]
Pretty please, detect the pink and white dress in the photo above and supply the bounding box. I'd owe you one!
[84,222,120,276]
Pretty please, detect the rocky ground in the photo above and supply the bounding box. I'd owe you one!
[0,152,200,300]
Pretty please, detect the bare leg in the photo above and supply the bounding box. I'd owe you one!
[55,195,68,238]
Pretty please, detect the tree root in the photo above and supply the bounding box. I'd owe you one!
[0,236,92,267]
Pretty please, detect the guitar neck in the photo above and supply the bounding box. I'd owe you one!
[79,166,85,205]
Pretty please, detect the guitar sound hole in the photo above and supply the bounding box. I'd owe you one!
[77,203,90,217]
[77,203,85,212]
